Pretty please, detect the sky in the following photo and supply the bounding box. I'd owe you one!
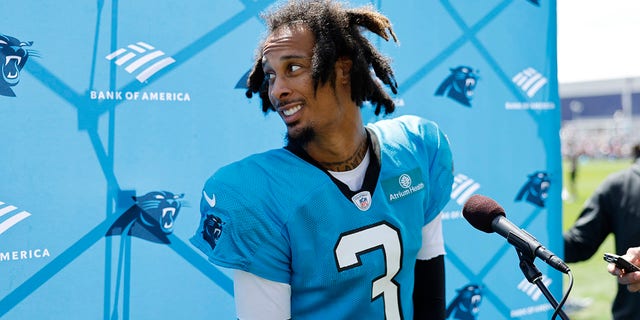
[557,0,640,84]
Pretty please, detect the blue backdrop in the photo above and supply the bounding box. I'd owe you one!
[0,0,561,319]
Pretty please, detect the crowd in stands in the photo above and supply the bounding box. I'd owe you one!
[561,124,639,160]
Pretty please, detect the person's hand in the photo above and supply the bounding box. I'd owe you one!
[608,247,640,292]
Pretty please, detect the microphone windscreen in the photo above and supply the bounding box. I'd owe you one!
[462,194,506,233]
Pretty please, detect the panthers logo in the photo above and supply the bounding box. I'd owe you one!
[435,66,478,107]
[106,191,184,244]
[105,191,184,319]
[515,171,550,207]
[235,69,250,89]
[202,214,225,250]
[446,284,483,320]
[0,34,37,97]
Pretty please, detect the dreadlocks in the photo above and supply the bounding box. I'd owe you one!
[245,0,399,115]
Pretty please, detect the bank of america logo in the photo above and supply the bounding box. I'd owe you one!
[512,67,548,98]
[451,174,480,205]
[0,200,31,235]
[517,276,551,301]
[105,41,175,83]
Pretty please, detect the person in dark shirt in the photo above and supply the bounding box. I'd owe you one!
[564,143,640,319]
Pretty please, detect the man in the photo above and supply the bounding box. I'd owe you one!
[191,1,454,319]
[564,143,640,319]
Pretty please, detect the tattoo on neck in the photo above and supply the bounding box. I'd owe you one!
[320,137,368,172]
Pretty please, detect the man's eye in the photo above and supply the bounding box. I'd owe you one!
[289,65,301,72]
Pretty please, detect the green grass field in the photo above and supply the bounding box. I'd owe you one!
[562,158,631,320]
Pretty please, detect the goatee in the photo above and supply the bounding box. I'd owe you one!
[285,126,315,148]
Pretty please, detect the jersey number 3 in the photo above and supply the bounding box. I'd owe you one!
[334,222,403,320]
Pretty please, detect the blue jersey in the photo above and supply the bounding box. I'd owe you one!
[191,115,453,319]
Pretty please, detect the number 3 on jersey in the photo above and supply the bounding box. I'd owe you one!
[334,222,403,319]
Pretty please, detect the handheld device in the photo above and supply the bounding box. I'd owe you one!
[604,253,640,273]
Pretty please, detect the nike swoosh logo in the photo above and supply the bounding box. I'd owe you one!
[203,190,216,208]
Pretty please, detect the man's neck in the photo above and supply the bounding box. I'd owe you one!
[317,133,369,171]
[305,127,368,172]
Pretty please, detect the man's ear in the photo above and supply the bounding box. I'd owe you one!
[336,57,352,84]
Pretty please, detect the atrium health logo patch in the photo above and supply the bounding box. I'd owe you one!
[0,33,38,97]
[382,168,425,203]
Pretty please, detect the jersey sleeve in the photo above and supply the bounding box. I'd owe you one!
[425,120,454,223]
[403,115,454,225]
[190,170,292,284]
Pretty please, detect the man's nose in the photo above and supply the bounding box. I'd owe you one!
[270,75,292,101]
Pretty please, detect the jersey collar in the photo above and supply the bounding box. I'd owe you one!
[285,128,381,200]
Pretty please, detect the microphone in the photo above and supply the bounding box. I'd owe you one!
[462,194,570,274]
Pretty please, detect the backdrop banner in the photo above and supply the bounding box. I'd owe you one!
[0,1,561,319]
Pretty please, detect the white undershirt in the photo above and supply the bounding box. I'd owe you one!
[233,149,445,319]
[235,270,291,320]
[327,149,370,191]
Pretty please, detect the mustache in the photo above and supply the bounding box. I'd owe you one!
[274,98,305,109]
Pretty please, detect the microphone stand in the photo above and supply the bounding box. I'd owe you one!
[516,249,570,320]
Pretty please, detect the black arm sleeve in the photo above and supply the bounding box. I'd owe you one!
[563,178,616,263]
[413,255,445,320]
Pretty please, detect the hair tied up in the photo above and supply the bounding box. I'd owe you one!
[345,8,398,43]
